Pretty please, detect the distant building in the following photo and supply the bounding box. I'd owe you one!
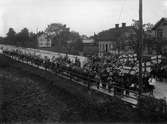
[82,38,98,56]
[97,23,136,57]
[98,41,115,57]
[37,33,51,48]
[152,18,167,55]
[152,18,167,40]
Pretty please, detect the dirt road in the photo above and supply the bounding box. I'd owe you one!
[154,81,167,101]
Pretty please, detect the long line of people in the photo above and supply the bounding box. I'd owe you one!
[2,48,164,97]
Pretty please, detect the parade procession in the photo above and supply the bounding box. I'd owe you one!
[1,44,167,106]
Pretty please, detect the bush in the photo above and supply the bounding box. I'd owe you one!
[137,96,167,122]
[0,55,11,68]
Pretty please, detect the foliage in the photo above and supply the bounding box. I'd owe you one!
[47,24,83,55]
[45,23,68,36]
[137,96,167,122]
[16,28,29,45]
[143,23,154,31]
[5,27,37,47]
[6,28,16,44]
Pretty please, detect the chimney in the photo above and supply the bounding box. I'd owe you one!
[122,23,126,28]
[115,24,119,28]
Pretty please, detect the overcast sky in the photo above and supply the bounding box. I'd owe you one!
[0,0,167,36]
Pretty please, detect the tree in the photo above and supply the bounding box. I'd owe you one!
[6,28,16,44]
[63,31,83,55]
[4,27,37,47]
[16,28,29,46]
[28,32,37,48]
[45,23,69,36]
[143,23,154,31]
[46,23,70,49]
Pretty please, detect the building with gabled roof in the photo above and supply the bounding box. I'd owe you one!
[96,23,136,57]
[151,18,167,55]
[37,33,52,48]
[152,17,167,40]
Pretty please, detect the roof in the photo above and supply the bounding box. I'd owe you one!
[96,26,135,41]
[152,18,167,30]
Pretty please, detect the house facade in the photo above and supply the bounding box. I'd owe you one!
[152,18,167,40]
[97,23,136,57]
[37,33,52,48]
[99,41,115,57]
[82,38,98,56]
[152,18,167,55]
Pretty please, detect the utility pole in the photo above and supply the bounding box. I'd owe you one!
[138,0,143,96]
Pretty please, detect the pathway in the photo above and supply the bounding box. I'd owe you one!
[154,81,167,102]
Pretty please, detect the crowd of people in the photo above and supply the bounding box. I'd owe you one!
[2,48,167,97]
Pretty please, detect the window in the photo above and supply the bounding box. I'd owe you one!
[157,29,163,40]
[103,44,105,51]
[99,43,101,50]
[106,44,108,52]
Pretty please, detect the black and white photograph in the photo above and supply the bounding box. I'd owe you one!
[0,0,167,123]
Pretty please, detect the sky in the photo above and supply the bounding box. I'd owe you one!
[0,0,167,36]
